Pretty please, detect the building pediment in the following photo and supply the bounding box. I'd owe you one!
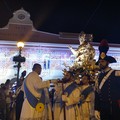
[7,8,34,27]
[0,8,79,44]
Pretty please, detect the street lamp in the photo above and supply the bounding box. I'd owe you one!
[17,42,24,53]
[13,41,26,88]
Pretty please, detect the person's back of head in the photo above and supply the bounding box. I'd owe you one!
[1,83,4,87]
[0,83,5,89]
[21,70,27,77]
[5,79,11,87]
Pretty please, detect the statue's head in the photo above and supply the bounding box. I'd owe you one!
[78,32,86,45]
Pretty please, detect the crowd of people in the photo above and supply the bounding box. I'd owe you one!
[0,40,120,120]
[0,70,26,120]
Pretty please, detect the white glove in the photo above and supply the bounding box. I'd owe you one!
[62,95,68,102]
[95,110,100,120]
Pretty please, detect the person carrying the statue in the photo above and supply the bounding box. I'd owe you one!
[59,70,81,120]
[77,73,95,120]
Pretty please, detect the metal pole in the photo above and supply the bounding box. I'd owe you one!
[62,82,66,120]
[16,62,21,87]
[16,48,22,87]
[51,88,55,120]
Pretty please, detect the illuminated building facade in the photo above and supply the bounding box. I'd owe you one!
[0,9,120,84]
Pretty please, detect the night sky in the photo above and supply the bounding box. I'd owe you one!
[0,0,120,44]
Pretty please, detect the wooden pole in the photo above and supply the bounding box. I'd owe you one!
[62,82,66,120]
[51,88,55,120]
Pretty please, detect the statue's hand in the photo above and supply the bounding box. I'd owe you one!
[68,45,72,49]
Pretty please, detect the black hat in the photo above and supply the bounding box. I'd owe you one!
[97,39,117,64]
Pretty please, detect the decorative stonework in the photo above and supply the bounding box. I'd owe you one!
[7,8,34,28]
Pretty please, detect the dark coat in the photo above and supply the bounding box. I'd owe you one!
[95,69,120,120]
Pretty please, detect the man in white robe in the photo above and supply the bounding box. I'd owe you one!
[78,74,95,120]
[20,63,51,120]
[59,71,81,120]
[44,87,52,120]
[53,83,62,120]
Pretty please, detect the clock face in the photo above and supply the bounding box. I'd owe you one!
[18,14,26,20]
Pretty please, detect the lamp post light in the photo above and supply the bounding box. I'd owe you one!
[13,41,25,88]
[17,41,24,54]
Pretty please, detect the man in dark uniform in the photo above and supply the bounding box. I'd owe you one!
[95,40,120,120]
